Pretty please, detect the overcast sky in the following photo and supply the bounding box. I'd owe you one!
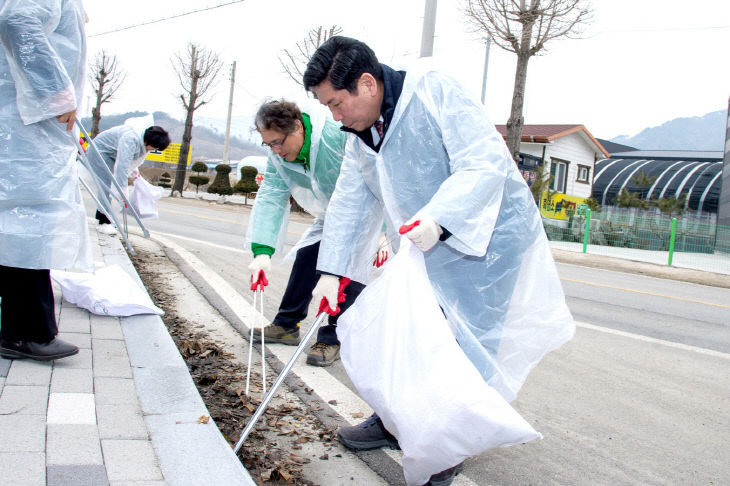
[82,0,730,140]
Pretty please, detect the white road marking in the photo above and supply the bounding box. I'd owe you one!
[575,321,730,360]
[152,230,248,254]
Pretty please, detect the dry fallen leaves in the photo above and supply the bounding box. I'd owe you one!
[132,249,329,485]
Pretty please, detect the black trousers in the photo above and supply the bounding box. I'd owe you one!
[274,241,364,345]
[95,209,111,225]
[0,265,58,343]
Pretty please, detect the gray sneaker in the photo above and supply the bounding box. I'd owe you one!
[337,413,400,451]
[251,324,300,345]
[423,462,465,486]
[306,342,340,367]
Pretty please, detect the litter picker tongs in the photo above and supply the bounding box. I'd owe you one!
[233,277,350,454]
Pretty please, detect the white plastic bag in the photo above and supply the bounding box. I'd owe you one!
[51,265,163,316]
[129,175,164,219]
[337,237,540,486]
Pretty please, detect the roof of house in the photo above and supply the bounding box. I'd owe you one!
[495,124,610,158]
[595,138,639,155]
[609,150,723,162]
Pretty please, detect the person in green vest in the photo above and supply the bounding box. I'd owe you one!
[247,99,386,366]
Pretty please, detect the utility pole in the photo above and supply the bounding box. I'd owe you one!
[480,38,492,104]
[222,60,236,164]
[420,0,437,57]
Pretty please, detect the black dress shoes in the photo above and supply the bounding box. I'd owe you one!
[0,337,79,361]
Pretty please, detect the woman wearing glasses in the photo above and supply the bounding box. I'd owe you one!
[247,100,385,366]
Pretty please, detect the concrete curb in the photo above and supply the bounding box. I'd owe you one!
[102,232,256,486]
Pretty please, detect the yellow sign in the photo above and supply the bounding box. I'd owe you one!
[540,193,587,220]
[145,143,191,166]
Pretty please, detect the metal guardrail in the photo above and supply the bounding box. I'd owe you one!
[544,211,730,274]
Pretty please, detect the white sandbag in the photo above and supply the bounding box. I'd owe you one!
[337,237,540,486]
[51,265,163,316]
[129,175,164,219]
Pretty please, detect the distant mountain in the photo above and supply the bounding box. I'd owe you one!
[81,111,265,162]
[195,114,258,143]
[611,109,726,151]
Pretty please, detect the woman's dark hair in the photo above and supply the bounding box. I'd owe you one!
[255,100,303,134]
[143,126,171,151]
[302,36,381,94]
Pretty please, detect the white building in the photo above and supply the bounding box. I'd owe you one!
[496,124,609,199]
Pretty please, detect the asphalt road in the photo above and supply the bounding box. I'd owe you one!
[118,196,730,485]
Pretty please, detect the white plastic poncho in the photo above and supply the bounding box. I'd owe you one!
[0,0,91,271]
[89,125,147,192]
[246,107,378,269]
[318,64,575,401]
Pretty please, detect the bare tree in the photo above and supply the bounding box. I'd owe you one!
[279,25,343,86]
[464,0,591,162]
[88,50,126,137]
[171,43,222,195]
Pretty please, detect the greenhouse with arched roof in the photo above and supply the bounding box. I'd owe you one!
[591,151,723,217]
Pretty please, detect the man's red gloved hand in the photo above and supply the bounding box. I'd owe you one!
[312,275,351,315]
[399,214,443,252]
[250,271,269,291]
[248,254,271,291]
[373,233,389,268]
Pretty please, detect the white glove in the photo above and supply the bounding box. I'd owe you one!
[312,274,340,313]
[373,233,389,268]
[248,254,271,289]
[400,214,443,252]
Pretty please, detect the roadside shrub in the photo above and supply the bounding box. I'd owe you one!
[207,164,234,195]
[234,165,260,194]
[158,171,172,188]
[189,175,210,193]
[233,165,260,205]
[189,162,210,193]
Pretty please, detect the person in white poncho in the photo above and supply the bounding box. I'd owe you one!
[0,0,87,361]
[303,37,574,486]
[247,100,387,367]
[89,124,170,233]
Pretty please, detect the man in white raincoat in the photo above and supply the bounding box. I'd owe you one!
[0,0,88,361]
[89,124,170,233]
[248,99,385,366]
[304,37,574,486]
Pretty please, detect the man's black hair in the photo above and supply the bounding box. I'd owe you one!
[302,36,382,94]
[143,126,171,151]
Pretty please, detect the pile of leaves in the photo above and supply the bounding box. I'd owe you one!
[131,251,337,485]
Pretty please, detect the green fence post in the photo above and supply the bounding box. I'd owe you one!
[582,208,591,253]
[668,217,677,266]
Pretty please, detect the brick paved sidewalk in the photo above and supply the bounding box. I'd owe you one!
[0,223,255,486]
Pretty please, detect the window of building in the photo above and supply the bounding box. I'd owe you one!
[550,159,569,193]
[577,165,590,183]
[518,153,543,187]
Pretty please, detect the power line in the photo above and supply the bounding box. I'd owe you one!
[88,1,246,38]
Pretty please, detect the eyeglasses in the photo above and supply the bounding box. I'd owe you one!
[261,133,289,150]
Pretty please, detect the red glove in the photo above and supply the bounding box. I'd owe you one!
[248,255,271,291]
[373,234,389,268]
[399,215,442,252]
[250,271,269,291]
[316,277,351,316]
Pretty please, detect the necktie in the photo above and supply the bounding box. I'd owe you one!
[374,120,384,139]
